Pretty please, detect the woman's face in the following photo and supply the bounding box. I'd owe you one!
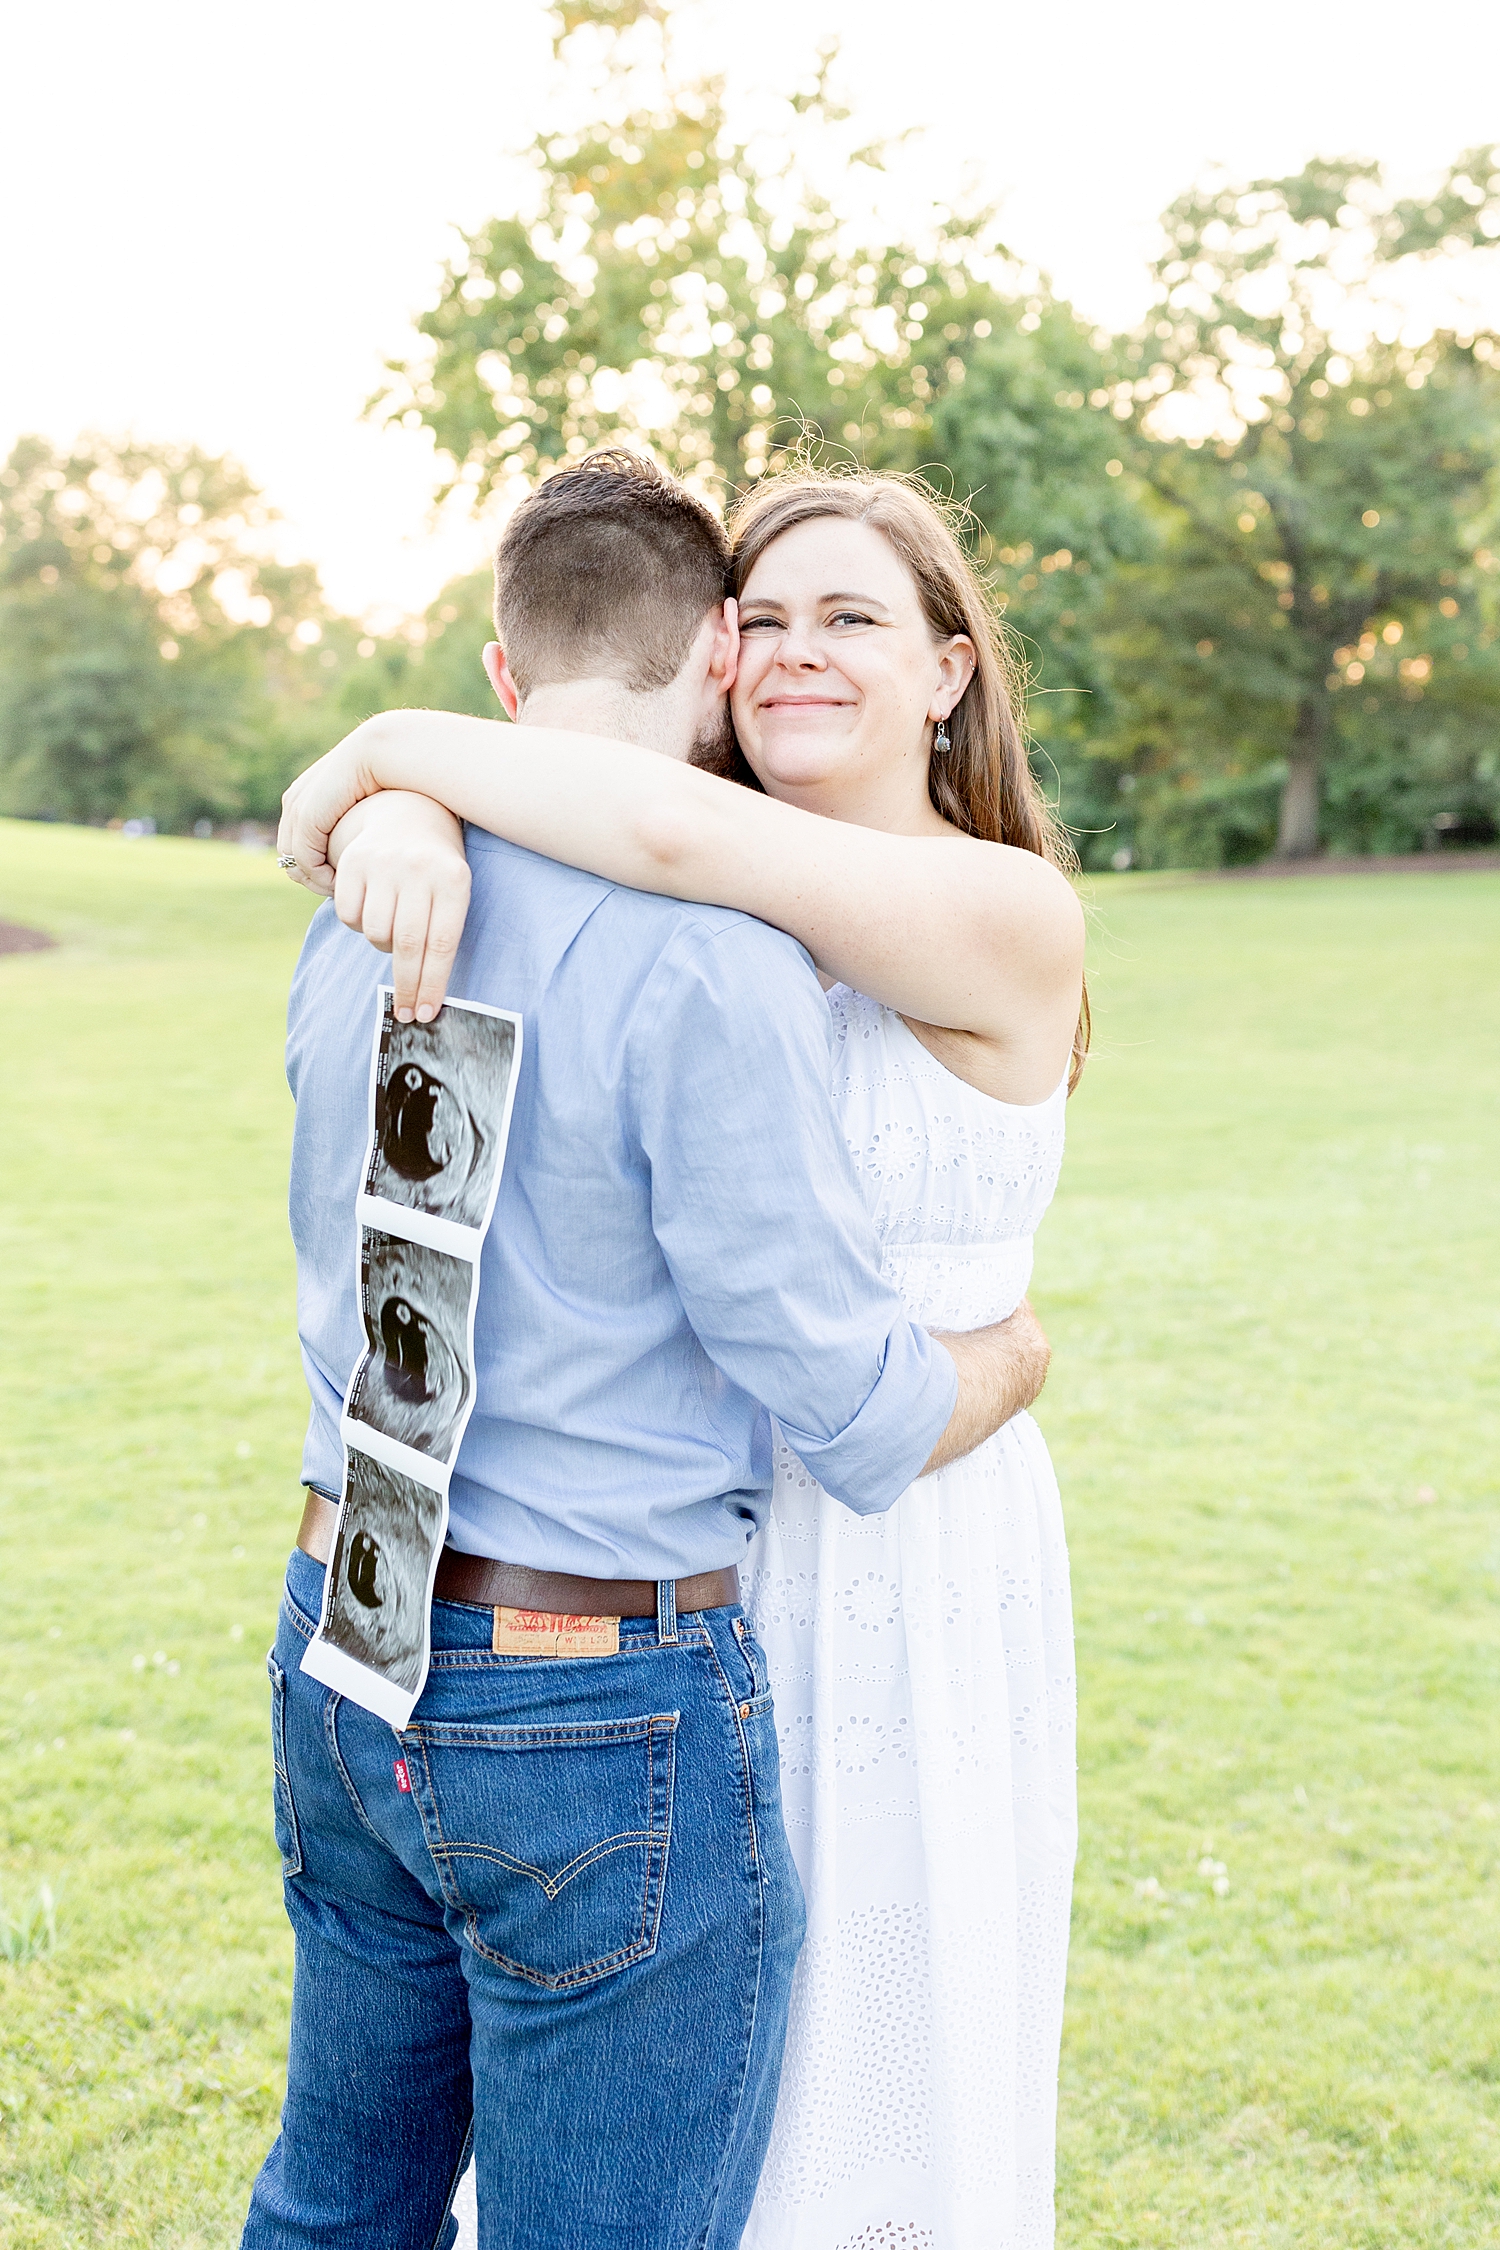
[730,515,975,827]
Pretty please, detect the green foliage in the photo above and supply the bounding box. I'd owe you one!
[1099,154,1500,861]
[327,568,500,732]
[374,3,994,499]
[0,433,328,830]
[0,428,504,830]
[905,296,1152,845]
[4,822,1499,2240]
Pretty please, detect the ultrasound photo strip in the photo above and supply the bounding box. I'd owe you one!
[300,989,522,1729]
[346,1228,473,1465]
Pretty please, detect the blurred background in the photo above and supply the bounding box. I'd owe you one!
[4,0,1500,865]
[2,7,1497,2248]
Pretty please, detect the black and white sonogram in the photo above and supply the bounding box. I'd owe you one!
[347,1229,472,1460]
[365,999,517,1231]
[321,1453,446,1694]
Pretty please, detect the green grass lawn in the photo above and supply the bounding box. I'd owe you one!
[1,817,1497,2247]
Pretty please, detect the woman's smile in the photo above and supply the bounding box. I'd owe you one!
[755,693,856,712]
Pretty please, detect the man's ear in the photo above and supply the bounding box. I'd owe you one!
[709,598,739,697]
[483,642,521,721]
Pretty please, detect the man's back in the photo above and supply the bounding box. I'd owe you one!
[289,828,954,1576]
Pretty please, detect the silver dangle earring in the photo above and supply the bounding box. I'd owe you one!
[933,718,951,754]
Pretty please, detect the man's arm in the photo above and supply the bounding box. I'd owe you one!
[923,1301,1050,1475]
[630,919,1062,1512]
[631,918,960,1512]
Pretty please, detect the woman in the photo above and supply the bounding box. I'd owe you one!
[282,468,1085,2248]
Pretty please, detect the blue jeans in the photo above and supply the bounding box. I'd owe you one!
[243,1549,805,2250]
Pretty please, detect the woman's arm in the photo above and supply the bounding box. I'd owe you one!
[282,709,1085,1097]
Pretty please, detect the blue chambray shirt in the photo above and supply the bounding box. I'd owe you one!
[287,829,957,1579]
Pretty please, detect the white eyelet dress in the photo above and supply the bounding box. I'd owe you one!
[740,986,1077,2250]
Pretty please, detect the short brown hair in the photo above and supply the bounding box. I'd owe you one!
[493,449,729,696]
[727,466,1089,1088]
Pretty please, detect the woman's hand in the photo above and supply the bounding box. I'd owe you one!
[329,793,472,1023]
[277,727,383,894]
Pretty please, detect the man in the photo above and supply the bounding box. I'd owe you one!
[248,453,1049,2250]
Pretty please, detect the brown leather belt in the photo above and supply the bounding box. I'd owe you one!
[296,1488,740,1618]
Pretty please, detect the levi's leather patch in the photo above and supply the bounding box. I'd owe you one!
[492,1606,620,1658]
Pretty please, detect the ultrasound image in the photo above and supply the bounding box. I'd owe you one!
[322,1452,446,1694]
[346,1229,472,1460]
[365,997,517,1231]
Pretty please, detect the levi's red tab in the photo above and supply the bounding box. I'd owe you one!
[393,1759,411,1794]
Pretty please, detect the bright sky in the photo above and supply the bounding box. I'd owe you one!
[5,0,1499,618]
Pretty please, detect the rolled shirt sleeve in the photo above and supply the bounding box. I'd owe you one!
[630,918,958,1514]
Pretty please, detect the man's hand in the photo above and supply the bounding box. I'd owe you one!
[923,1300,1051,1475]
[327,793,471,1023]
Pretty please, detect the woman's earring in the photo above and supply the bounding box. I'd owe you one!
[934,718,951,754]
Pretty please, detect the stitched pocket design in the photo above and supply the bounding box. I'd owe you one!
[267,1654,304,1878]
[406,1712,678,1990]
[732,1619,772,1711]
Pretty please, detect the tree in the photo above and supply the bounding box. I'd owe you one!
[904,295,1152,850]
[1109,154,1500,859]
[376,0,1151,854]
[329,568,500,734]
[0,433,327,825]
[0,581,239,826]
[375,1,1001,504]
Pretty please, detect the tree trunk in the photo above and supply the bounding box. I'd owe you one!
[1276,694,1326,858]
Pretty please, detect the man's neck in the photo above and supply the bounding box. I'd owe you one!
[518,677,689,759]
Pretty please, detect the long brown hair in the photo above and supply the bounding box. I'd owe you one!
[725,466,1090,1089]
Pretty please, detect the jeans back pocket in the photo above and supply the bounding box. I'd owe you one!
[267,1653,304,1878]
[406,1712,678,1990]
